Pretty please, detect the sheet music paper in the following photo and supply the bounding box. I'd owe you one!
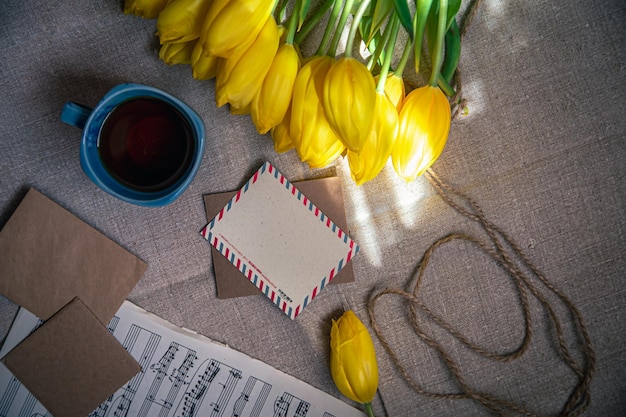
[0,301,365,417]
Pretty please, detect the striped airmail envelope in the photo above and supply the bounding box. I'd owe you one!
[201,162,359,319]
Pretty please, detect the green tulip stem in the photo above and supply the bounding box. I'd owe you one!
[376,14,400,93]
[394,31,413,77]
[295,0,334,45]
[428,0,448,87]
[285,0,302,45]
[316,0,343,55]
[364,402,376,417]
[344,0,372,58]
[328,0,355,57]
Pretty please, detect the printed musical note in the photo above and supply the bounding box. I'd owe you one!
[0,302,365,417]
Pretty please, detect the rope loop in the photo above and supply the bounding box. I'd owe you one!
[367,170,596,416]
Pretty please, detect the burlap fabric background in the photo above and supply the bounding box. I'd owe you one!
[0,0,624,415]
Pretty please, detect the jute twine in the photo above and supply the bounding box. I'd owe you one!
[368,170,596,415]
[367,1,596,415]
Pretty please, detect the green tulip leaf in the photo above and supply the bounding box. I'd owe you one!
[425,0,438,60]
[368,0,394,43]
[393,0,414,41]
[447,0,461,29]
[299,0,312,30]
[274,0,288,21]
[440,18,460,84]
[414,0,434,71]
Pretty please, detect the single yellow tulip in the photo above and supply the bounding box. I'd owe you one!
[158,40,195,65]
[269,107,295,153]
[215,16,279,111]
[191,41,219,80]
[251,43,301,134]
[124,0,169,19]
[392,85,451,181]
[323,57,376,153]
[375,72,405,113]
[290,55,345,168]
[330,310,379,405]
[298,119,345,168]
[348,91,398,185]
[200,0,275,58]
[156,0,213,44]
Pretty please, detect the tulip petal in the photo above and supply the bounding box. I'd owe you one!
[124,0,169,19]
[191,41,219,80]
[290,55,345,168]
[323,57,376,153]
[251,43,301,134]
[348,91,398,185]
[201,0,276,58]
[330,311,379,404]
[159,40,195,65]
[270,107,295,153]
[215,16,280,110]
[156,0,212,44]
[392,85,450,181]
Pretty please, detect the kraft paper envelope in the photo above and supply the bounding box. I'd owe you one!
[201,162,359,319]
[2,297,141,417]
[204,175,355,299]
[0,188,147,323]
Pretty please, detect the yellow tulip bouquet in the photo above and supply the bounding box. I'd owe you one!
[124,0,463,185]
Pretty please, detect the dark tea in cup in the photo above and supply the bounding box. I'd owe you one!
[61,83,205,207]
[98,97,195,192]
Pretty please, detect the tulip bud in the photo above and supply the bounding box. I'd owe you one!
[270,107,295,153]
[392,85,450,181]
[191,41,219,80]
[323,57,376,153]
[330,310,379,405]
[156,0,213,44]
[251,43,301,134]
[124,0,170,19]
[290,55,345,168]
[375,72,405,112]
[158,40,195,65]
[215,16,279,111]
[348,91,398,185]
[200,0,275,58]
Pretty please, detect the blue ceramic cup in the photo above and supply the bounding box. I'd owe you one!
[61,83,205,207]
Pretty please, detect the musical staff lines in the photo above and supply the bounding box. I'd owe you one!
[273,392,310,417]
[137,342,197,417]
[232,376,271,417]
[0,302,365,417]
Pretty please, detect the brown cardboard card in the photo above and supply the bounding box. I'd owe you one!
[2,297,141,417]
[204,176,355,299]
[0,188,147,322]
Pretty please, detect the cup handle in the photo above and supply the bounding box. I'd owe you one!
[60,102,93,129]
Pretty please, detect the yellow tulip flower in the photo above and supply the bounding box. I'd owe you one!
[158,40,195,65]
[330,310,379,406]
[375,72,405,113]
[290,55,345,168]
[191,41,219,80]
[251,43,301,134]
[270,107,295,153]
[201,0,275,58]
[298,119,345,168]
[215,16,279,111]
[392,85,450,181]
[156,0,213,44]
[124,0,169,19]
[323,57,376,153]
[348,91,398,185]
